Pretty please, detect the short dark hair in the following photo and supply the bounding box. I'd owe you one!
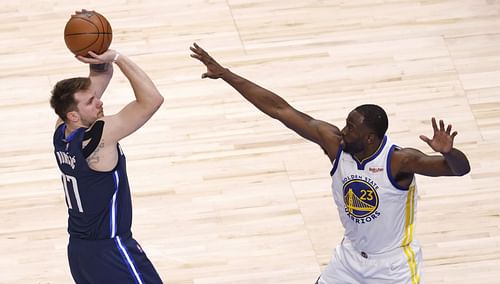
[50,77,90,121]
[354,104,388,139]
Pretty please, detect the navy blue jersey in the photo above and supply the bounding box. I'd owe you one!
[53,122,132,240]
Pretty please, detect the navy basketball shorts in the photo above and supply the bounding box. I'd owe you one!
[68,232,163,284]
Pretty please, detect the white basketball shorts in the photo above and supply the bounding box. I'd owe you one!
[316,240,423,284]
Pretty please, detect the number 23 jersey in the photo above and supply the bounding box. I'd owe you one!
[330,136,418,254]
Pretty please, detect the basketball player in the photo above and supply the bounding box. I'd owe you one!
[190,43,470,283]
[50,48,164,283]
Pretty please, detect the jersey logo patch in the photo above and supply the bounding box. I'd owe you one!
[369,167,384,173]
[343,179,379,218]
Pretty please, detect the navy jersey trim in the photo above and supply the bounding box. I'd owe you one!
[329,145,344,176]
[387,145,409,191]
[351,135,387,170]
[60,124,82,143]
[82,120,104,159]
[115,236,145,284]
[56,123,65,136]
[110,170,120,238]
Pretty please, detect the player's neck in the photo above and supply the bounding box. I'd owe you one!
[353,139,382,162]
[64,122,85,137]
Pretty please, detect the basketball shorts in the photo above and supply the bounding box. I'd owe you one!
[68,232,163,284]
[316,239,423,284]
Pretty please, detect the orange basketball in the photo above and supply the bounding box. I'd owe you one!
[64,10,112,56]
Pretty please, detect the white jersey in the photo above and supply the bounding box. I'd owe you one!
[330,136,418,254]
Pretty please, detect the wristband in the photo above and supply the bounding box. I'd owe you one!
[113,53,120,63]
[90,63,107,72]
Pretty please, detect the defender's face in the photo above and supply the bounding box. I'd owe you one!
[73,90,104,127]
[340,110,369,154]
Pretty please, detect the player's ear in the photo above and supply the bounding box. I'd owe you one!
[366,133,377,145]
[67,111,79,123]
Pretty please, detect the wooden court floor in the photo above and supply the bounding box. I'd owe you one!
[1,0,499,283]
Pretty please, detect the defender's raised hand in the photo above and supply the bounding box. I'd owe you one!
[419,117,458,154]
[190,43,228,79]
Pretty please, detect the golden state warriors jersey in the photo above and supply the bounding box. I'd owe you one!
[330,136,418,254]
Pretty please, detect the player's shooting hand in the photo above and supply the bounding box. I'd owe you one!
[76,49,118,65]
[419,117,457,154]
[73,9,93,17]
[190,43,228,79]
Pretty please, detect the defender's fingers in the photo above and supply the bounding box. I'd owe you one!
[193,42,204,51]
[190,53,202,61]
[190,46,201,54]
[431,117,438,131]
[419,135,431,143]
[193,42,205,53]
[446,124,452,134]
[451,131,458,138]
[195,43,210,57]
[439,119,445,131]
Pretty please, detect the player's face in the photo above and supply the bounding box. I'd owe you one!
[74,90,104,127]
[340,110,370,154]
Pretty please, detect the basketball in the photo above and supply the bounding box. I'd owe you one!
[64,10,112,56]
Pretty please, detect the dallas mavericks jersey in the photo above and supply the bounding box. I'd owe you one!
[330,136,418,254]
[53,122,132,240]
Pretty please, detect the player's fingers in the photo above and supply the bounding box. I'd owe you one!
[419,135,431,143]
[75,55,90,62]
[195,43,210,56]
[451,131,458,138]
[87,51,99,58]
[431,117,438,131]
[439,119,445,131]
[190,46,202,55]
[76,55,99,64]
[193,43,205,54]
[201,73,208,79]
[190,54,202,61]
[446,124,452,134]
[193,42,204,53]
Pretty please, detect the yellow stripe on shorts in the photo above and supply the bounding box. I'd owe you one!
[403,183,419,284]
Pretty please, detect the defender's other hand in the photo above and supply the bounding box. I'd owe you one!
[419,117,458,154]
[190,43,228,79]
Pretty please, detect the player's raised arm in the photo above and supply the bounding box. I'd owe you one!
[88,62,113,100]
[190,43,342,159]
[77,50,164,142]
[395,117,470,177]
